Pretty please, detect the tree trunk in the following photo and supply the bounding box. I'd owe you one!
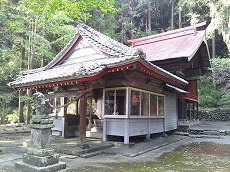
[26,89,32,124]
[179,7,182,28]
[145,18,148,33]
[121,22,124,44]
[18,36,26,123]
[212,32,216,58]
[171,0,174,30]
[26,20,36,124]
[147,0,151,32]
[18,90,25,123]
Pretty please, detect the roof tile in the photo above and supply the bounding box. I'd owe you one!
[8,22,188,89]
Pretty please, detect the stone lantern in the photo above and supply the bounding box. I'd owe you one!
[15,92,66,172]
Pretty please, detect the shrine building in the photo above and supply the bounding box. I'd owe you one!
[9,22,210,144]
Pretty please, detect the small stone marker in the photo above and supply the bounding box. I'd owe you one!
[15,92,66,172]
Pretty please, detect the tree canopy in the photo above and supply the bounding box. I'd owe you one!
[178,0,230,52]
[0,0,229,123]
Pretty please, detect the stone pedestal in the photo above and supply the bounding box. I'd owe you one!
[15,92,66,171]
[15,124,66,172]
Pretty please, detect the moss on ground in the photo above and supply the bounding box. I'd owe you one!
[67,142,230,172]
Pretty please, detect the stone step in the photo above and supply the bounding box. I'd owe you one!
[189,134,220,138]
[80,150,103,158]
[90,127,103,132]
[189,129,221,136]
[174,131,189,136]
[203,130,220,136]
[54,142,114,156]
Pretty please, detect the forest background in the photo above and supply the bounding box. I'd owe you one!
[0,0,229,124]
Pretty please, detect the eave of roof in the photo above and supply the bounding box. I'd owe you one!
[9,56,188,90]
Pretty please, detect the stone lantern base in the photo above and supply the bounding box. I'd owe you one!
[15,124,66,172]
[15,160,66,172]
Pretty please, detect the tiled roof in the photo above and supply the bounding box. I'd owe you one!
[8,22,188,89]
[128,22,209,62]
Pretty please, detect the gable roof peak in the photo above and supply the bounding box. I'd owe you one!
[79,22,133,53]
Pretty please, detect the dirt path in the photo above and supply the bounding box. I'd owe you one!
[0,124,29,134]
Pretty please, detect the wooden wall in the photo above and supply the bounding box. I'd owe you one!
[186,80,198,96]
[103,70,164,94]
[164,90,178,131]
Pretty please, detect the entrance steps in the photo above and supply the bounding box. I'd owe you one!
[176,121,230,138]
[86,127,103,139]
[177,120,202,132]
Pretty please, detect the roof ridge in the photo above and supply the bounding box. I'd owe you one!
[44,22,135,70]
[77,22,133,55]
[128,21,207,46]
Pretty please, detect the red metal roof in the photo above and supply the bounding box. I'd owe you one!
[128,22,207,62]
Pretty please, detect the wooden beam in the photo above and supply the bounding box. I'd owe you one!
[45,87,92,98]
[45,91,82,98]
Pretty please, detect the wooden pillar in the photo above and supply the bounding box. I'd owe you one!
[79,94,87,143]
[196,101,199,120]
[75,99,79,115]
[192,101,195,120]
[188,101,191,120]
[103,118,107,142]
[146,120,150,139]
[88,98,93,129]
[124,119,129,144]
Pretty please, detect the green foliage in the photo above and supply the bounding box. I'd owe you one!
[198,55,230,108]
[19,0,116,22]
[211,56,230,69]
[0,92,17,124]
[6,109,19,124]
[178,0,230,52]
[219,93,230,107]
[198,77,223,107]
[0,0,116,124]
[211,55,230,87]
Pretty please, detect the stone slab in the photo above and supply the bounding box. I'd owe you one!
[15,160,66,172]
[103,135,187,157]
[27,148,50,157]
[23,153,59,167]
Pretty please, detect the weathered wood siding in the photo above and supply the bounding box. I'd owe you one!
[105,118,164,137]
[164,91,178,131]
[129,118,164,136]
[106,119,124,136]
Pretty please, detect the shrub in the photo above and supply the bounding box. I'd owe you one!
[198,77,223,108]
[6,109,19,124]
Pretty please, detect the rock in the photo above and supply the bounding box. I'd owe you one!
[199,108,230,122]
[162,133,168,138]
